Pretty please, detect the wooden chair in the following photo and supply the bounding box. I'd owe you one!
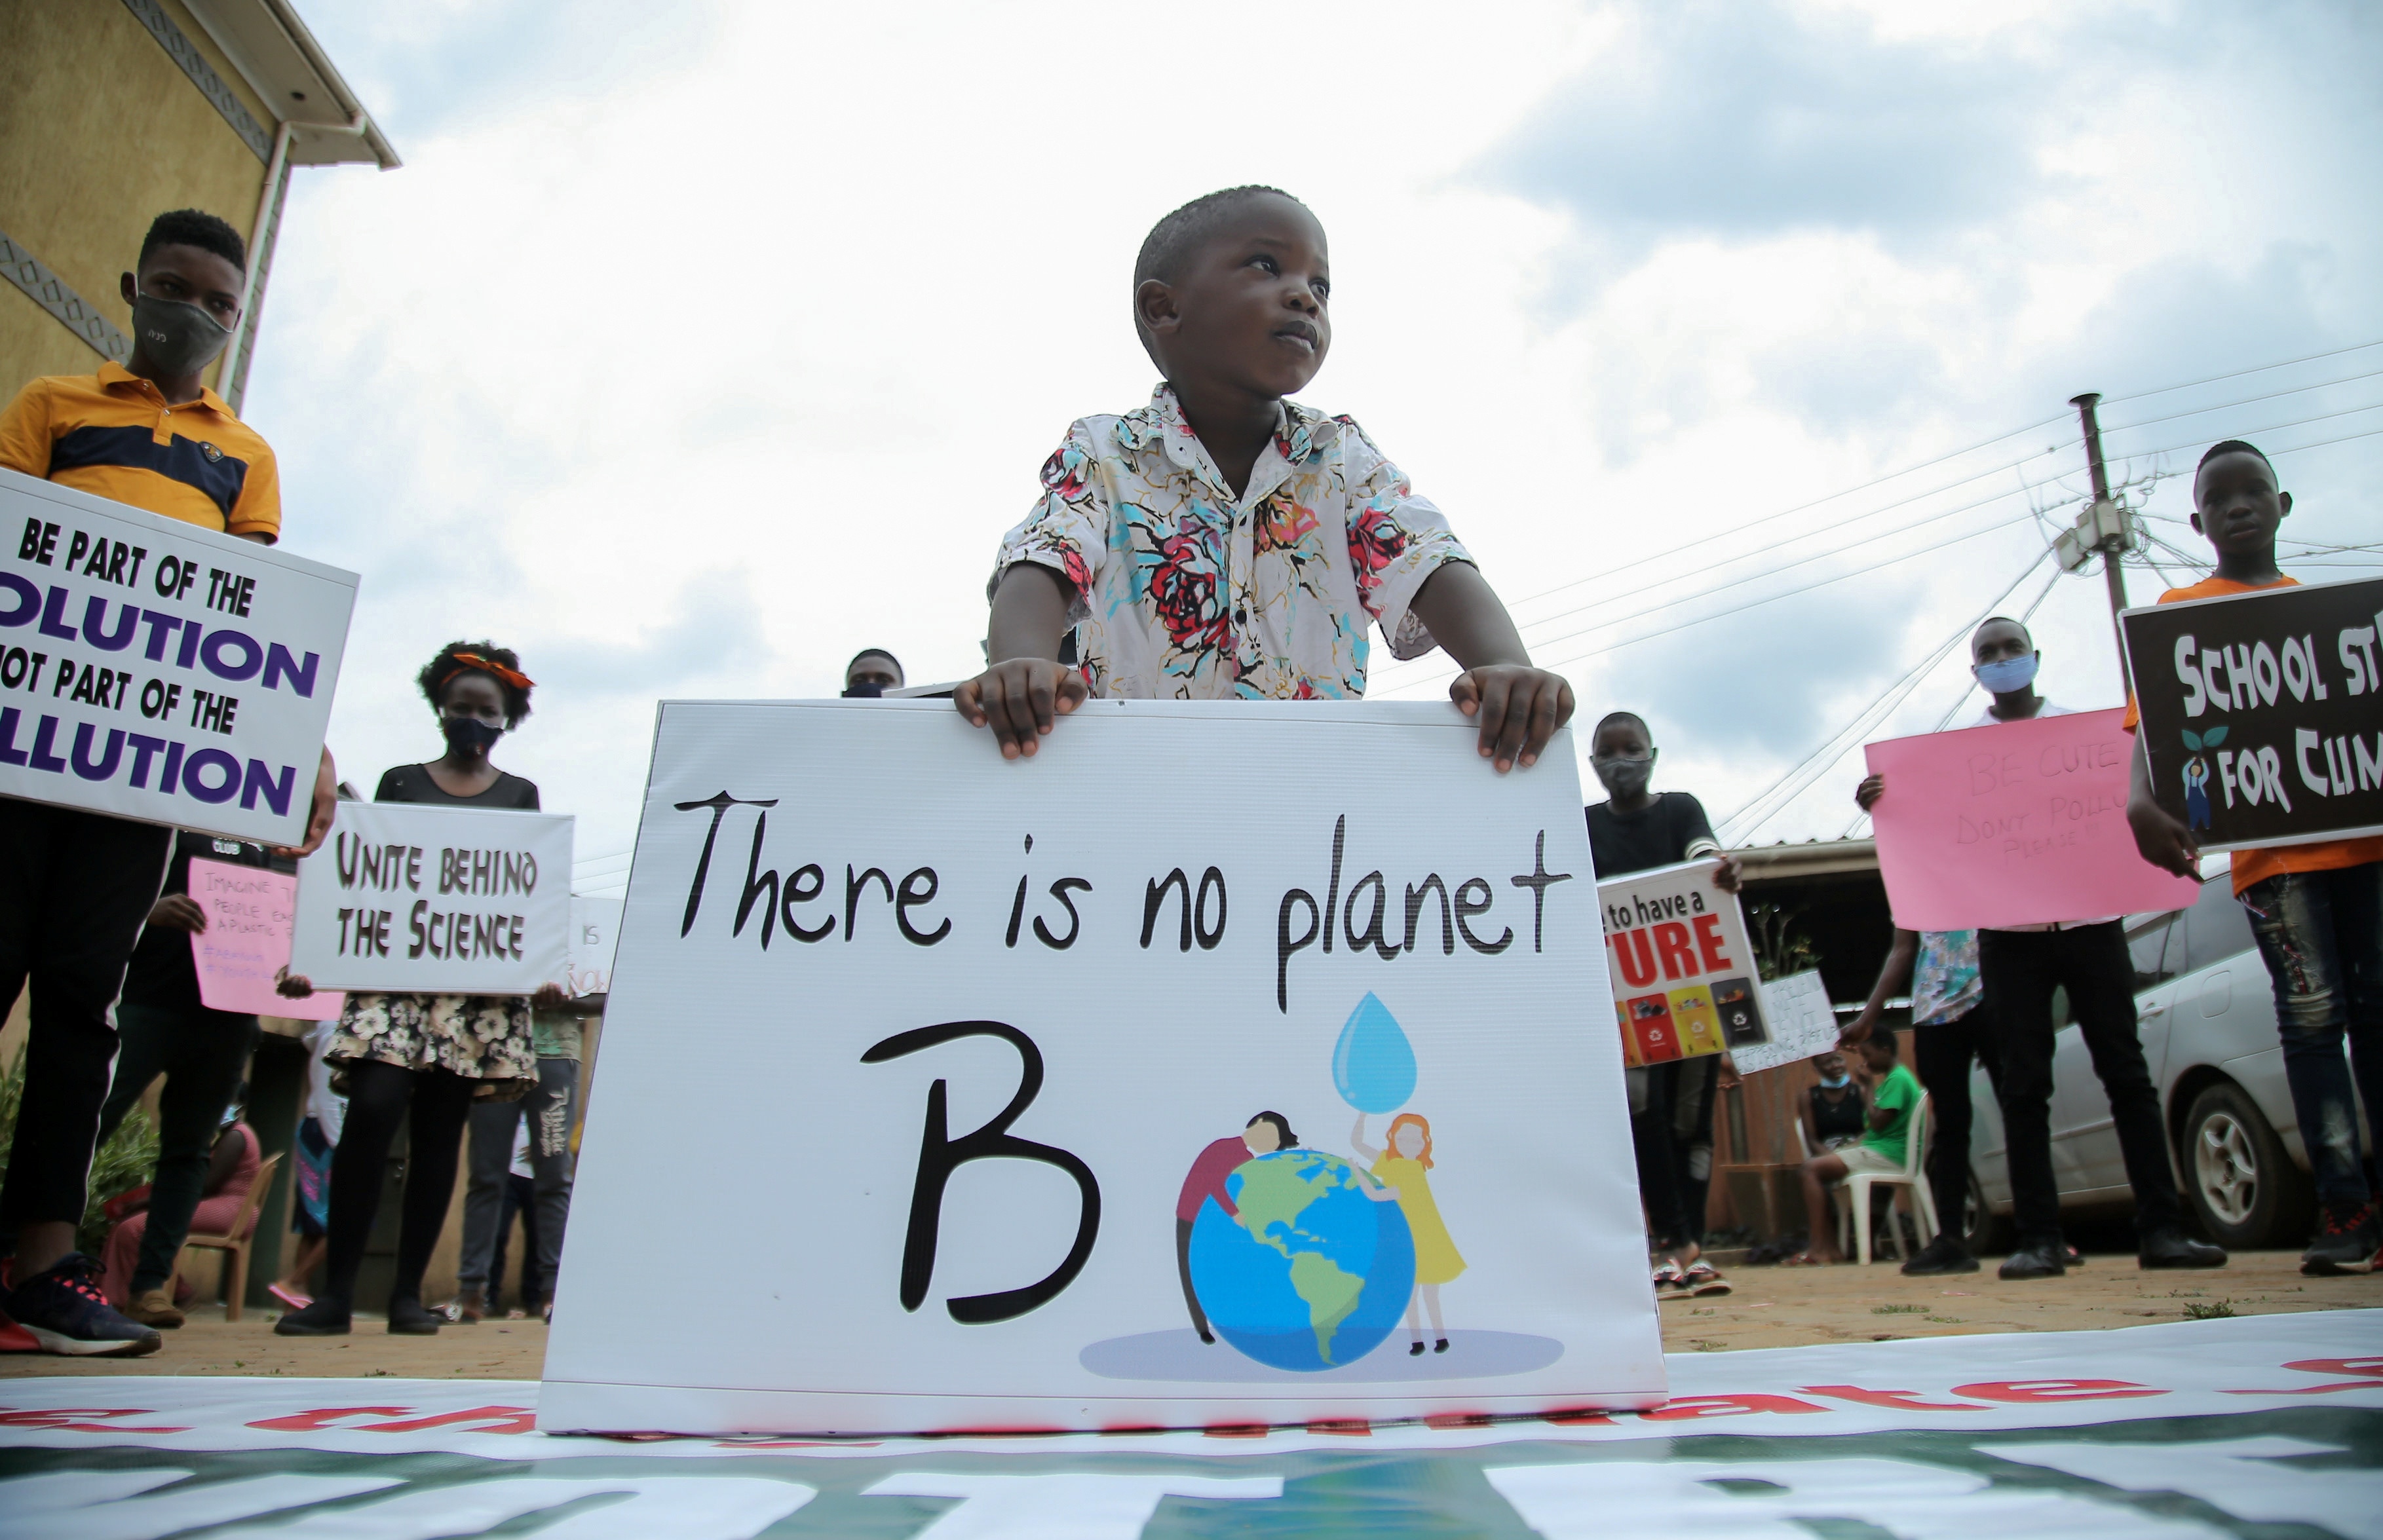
[174,1151,282,1323]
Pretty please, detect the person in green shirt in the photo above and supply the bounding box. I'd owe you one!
[1786,1032,1920,1264]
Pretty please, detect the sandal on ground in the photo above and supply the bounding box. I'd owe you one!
[1683,1260,1733,1296]
[1651,1260,1690,1294]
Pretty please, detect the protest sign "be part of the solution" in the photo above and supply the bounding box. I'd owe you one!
[0,467,356,846]
[2122,575,2383,852]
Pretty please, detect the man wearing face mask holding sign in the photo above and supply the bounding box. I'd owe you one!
[0,210,334,1357]
[1856,618,2222,1280]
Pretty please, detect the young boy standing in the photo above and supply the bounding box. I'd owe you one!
[1584,711,1742,1295]
[2127,440,2383,1275]
[954,186,1573,767]
[0,210,331,1355]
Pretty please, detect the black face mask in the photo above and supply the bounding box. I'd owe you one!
[1593,753,1654,800]
[130,291,234,377]
[442,716,505,756]
[841,682,886,698]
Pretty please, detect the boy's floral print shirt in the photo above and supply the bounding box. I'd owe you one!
[993,384,1470,700]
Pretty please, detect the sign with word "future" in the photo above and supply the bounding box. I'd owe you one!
[0,468,355,844]
[288,800,573,994]
[1865,707,2202,930]
[1593,858,1769,1068]
[2122,576,2383,852]
[544,699,1661,1436]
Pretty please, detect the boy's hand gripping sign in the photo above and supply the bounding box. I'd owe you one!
[543,699,1662,1436]
[0,468,356,845]
[1592,859,1770,1069]
[1865,708,2200,930]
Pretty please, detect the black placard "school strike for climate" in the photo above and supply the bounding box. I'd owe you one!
[2122,575,2383,851]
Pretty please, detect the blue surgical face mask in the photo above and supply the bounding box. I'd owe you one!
[1974,653,2039,694]
[1819,1072,1851,1090]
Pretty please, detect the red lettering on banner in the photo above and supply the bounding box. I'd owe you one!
[0,1406,189,1434]
[248,1406,413,1432]
[1952,1380,2165,1403]
[1305,1419,1372,1437]
[1641,1394,1827,1419]
[1542,1408,1619,1426]
[1692,912,1732,971]
[356,1405,538,1435]
[1801,1385,1991,1411]
[1652,922,1697,980]
[2221,1356,2383,1395]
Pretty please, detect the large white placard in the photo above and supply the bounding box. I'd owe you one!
[0,466,356,844]
[288,801,573,994]
[562,895,622,995]
[544,698,1662,1436]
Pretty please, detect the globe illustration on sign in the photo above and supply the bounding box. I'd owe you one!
[1187,1149,1416,1372]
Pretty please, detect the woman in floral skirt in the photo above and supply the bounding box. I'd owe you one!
[277,641,565,1336]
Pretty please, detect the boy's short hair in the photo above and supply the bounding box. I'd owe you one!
[2196,438,2274,476]
[140,208,246,273]
[1861,1030,1899,1059]
[1593,710,1650,742]
[1973,615,2030,646]
[846,647,903,683]
[1134,186,1303,290]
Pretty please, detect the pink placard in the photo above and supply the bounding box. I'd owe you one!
[188,856,345,1021]
[1865,707,2202,930]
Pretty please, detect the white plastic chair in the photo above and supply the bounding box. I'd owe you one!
[1835,1092,1937,1266]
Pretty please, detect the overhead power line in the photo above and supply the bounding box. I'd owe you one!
[2098,339,2383,409]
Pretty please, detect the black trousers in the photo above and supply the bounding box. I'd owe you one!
[1911,1004,1999,1241]
[1631,1055,1720,1251]
[1981,923,2184,1248]
[0,799,173,1236]
[97,999,259,1292]
[320,1060,475,1308]
[1176,1217,1210,1338]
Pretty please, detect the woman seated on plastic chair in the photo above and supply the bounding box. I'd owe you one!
[102,1108,259,1310]
[1785,1032,1921,1266]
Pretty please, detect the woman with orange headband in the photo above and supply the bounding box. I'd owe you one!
[278,641,563,1338]
[1350,1110,1466,1356]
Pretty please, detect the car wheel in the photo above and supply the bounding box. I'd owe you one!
[2180,1080,2315,1250]
[1960,1168,2012,1256]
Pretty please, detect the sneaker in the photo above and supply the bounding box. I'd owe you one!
[1900,1235,1979,1276]
[2139,1230,2227,1269]
[387,1295,442,1335]
[124,1287,185,1329]
[2301,1201,2380,1277]
[1999,1243,2067,1280]
[275,1297,352,1336]
[3,1253,161,1357]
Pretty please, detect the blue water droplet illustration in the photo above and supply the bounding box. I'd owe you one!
[1332,992,1417,1113]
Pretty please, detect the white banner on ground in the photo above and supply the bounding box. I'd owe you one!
[287,801,573,994]
[1593,858,1769,1067]
[545,698,1657,1435]
[0,467,356,844]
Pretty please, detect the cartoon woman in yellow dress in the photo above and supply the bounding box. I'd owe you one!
[1350,1112,1465,1355]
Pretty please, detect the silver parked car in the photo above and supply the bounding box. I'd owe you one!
[1964,873,2355,1250]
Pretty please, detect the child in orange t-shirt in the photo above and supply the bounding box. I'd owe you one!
[2126,439,2383,1276]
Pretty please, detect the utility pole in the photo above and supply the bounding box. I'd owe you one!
[2059,391,2135,694]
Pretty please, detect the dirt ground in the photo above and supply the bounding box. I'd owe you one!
[6,1249,2375,1380]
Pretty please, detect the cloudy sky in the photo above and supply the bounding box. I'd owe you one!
[252,0,2382,892]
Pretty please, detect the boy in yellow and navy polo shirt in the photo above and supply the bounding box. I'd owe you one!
[2127,438,2383,1278]
[0,210,290,1357]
